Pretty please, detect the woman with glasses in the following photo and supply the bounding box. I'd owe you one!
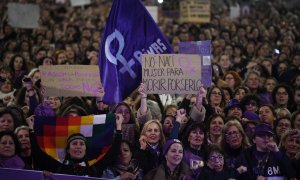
[271,84,294,112]
[221,120,251,169]
[205,86,226,117]
[236,123,296,179]
[274,117,292,143]
[240,94,260,113]
[198,144,237,180]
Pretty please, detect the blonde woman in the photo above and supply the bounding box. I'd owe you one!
[135,120,165,174]
[221,120,250,169]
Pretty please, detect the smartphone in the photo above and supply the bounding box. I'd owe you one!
[274,49,280,55]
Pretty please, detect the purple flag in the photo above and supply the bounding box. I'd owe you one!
[99,0,174,105]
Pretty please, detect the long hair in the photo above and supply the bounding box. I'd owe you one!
[221,120,251,152]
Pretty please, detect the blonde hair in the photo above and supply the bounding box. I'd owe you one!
[222,120,251,150]
[140,119,165,147]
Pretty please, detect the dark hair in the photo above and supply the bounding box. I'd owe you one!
[291,110,300,128]
[205,114,226,132]
[64,133,87,161]
[0,109,21,131]
[0,131,21,155]
[9,54,28,73]
[207,86,226,108]
[271,84,294,108]
[205,144,224,162]
[240,94,261,112]
[183,122,208,151]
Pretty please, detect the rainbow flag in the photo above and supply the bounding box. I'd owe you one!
[34,114,115,165]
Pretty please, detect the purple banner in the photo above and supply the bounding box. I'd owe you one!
[0,168,108,180]
[179,40,212,87]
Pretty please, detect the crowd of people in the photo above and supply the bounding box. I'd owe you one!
[0,0,300,179]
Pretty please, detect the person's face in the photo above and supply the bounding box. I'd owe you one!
[165,143,183,168]
[234,89,246,102]
[47,96,61,110]
[210,117,224,136]
[219,55,230,69]
[265,79,276,93]
[228,107,242,119]
[0,114,14,132]
[253,133,273,152]
[223,89,231,103]
[295,76,300,87]
[13,57,23,71]
[277,63,288,75]
[262,61,272,75]
[275,119,291,137]
[144,122,161,145]
[275,87,289,106]
[244,123,256,140]
[17,129,31,150]
[68,139,86,160]
[295,90,300,106]
[258,106,275,125]
[118,142,132,165]
[188,128,204,149]
[163,117,174,135]
[284,137,300,157]
[225,125,242,149]
[0,135,15,157]
[246,73,259,90]
[225,74,235,89]
[165,107,177,117]
[245,100,258,113]
[0,79,12,93]
[115,105,131,124]
[208,151,224,172]
[32,71,41,84]
[210,88,222,106]
[43,58,53,65]
[57,53,67,64]
[293,114,300,130]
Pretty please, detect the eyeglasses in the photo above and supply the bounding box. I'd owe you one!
[246,101,257,106]
[225,131,240,138]
[211,91,222,96]
[209,155,224,162]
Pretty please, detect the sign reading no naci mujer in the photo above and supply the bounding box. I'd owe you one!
[142,54,202,94]
[40,65,103,97]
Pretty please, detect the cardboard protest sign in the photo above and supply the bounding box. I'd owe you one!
[7,3,40,29]
[40,65,103,97]
[142,54,202,94]
[70,0,91,7]
[180,0,210,23]
[179,40,212,87]
[230,5,241,19]
[146,6,158,23]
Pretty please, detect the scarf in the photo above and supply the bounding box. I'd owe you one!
[0,155,25,169]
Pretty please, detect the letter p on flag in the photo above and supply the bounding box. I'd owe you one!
[99,0,174,106]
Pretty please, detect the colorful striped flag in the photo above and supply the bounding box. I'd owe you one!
[34,114,115,165]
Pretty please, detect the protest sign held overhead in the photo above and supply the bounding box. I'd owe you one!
[7,3,40,28]
[142,54,202,94]
[180,0,211,23]
[40,65,103,97]
[99,0,173,106]
[179,40,212,87]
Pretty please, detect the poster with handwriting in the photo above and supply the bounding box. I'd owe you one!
[40,65,103,97]
[142,54,202,94]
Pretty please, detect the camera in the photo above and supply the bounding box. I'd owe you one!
[22,77,32,83]
[274,49,280,55]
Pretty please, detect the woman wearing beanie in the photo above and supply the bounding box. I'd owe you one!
[29,113,124,177]
[144,139,192,180]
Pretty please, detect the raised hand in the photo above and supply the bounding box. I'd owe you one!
[115,113,124,131]
[139,135,148,150]
[138,83,147,98]
[196,84,207,110]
